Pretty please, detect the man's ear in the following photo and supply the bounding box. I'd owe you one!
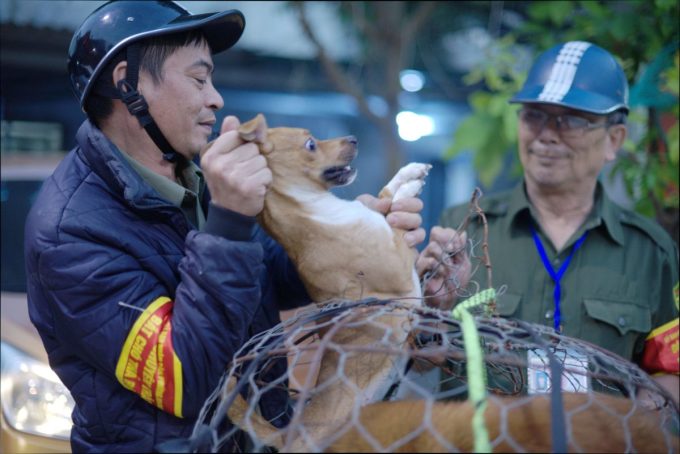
[605,124,627,162]
[238,113,273,153]
[111,61,127,88]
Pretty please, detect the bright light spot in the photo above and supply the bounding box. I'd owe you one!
[396,111,435,142]
[400,70,425,92]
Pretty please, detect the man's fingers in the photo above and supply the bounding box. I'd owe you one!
[200,116,242,159]
[391,197,423,214]
[425,242,445,262]
[201,130,239,160]
[230,148,266,173]
[386,211,422,232]
[357,194,391,215]
[430,226,467,253]
[416,253,439,275]
[204,139,259,168]
[249,166,273,190]
[404,227,425,248]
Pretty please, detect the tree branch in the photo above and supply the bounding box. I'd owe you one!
[292,1,381,123]
[344,1,382,45]
[402,1,438,45]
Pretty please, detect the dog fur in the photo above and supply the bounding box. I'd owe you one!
[324,393,679,453]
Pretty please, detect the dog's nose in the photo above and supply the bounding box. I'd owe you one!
[346,136,358,147]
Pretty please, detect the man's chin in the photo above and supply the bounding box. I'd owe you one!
[188,137,211,159]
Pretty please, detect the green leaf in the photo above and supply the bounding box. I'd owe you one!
[655,0,678,12]
[667,122,679,165]
[547,1,574,26]
[444,114,495,159]
[527,3,552,21]
[635,197,656,218]
[477,153,504,189]
[502,105,519,142]
[473,147,505,188]
[609,14,638,42]
[579,0,607,18]
[469,91,492,111]
[488,95,509,116]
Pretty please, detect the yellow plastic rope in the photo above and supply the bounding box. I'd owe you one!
[451,288,496,453]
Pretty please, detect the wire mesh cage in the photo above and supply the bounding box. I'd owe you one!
[189,299,679,453]
[182,188,678,453]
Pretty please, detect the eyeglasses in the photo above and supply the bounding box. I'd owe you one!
[518,108,610,139]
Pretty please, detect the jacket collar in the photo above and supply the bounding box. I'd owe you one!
[75,120,174,210]
[502,179,625,247]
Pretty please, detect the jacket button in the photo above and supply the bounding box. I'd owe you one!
[618,317,626,327]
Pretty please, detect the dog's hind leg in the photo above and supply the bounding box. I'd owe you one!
[379,162,433,202]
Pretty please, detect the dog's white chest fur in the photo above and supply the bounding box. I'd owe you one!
[290,189,393,234]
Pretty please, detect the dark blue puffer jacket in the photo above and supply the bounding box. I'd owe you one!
[24,120,310,452]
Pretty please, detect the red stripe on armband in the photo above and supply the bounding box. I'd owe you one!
[115,297,183,417]
[641,318,679,375]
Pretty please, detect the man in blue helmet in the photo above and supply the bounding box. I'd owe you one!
[24,1,425,451]
[417,41,679,402]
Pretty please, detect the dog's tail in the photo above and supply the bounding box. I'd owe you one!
[225,376,286,450]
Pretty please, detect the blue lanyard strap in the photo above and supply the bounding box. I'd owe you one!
[530,226,588,332]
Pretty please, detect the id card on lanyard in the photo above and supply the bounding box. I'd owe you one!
[527,348,590,394]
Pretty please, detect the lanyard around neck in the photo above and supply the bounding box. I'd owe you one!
[531,226,588,332]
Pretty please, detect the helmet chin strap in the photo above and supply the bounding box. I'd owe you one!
[116,44,181,163]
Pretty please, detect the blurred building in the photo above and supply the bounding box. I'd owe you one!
[1,1,485,239]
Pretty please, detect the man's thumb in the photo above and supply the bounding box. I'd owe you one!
[221,115,241,134]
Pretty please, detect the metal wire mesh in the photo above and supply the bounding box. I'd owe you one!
[191,299,679,452]
[187,188,678,453]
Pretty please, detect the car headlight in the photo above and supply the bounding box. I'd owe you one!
[1,341,74,439]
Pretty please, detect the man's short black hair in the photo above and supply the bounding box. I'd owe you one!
[85,30,208,127]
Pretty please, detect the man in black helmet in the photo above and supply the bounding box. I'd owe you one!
[24,1,425,451]
[417,41,679,403]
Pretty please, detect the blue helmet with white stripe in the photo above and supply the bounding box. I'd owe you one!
[510,41,629,114]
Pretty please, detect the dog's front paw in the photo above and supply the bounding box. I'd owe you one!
[380,162,432,201]
[398,162,432,181]
[393,179,425,201]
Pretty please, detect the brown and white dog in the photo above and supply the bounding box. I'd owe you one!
[227,113,430,451]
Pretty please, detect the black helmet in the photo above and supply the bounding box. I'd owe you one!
[510,41,629,115]
[68,0,245,107]
[67,1,245,162]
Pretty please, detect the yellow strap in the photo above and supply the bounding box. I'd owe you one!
[645,317,679,340]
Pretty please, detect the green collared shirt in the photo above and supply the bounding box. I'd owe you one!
[440,180,679,365]
[119,151,206,229]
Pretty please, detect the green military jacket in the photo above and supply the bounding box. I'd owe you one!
[439,180,679,368]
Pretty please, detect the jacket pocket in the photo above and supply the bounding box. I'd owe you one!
[496,293,521,316]
[583,298,651,336]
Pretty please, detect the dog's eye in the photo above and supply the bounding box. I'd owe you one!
[305,138,317,152]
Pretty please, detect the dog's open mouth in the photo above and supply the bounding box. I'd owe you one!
[322,165,357,186]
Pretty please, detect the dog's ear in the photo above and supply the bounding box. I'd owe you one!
[238,113,273,153]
